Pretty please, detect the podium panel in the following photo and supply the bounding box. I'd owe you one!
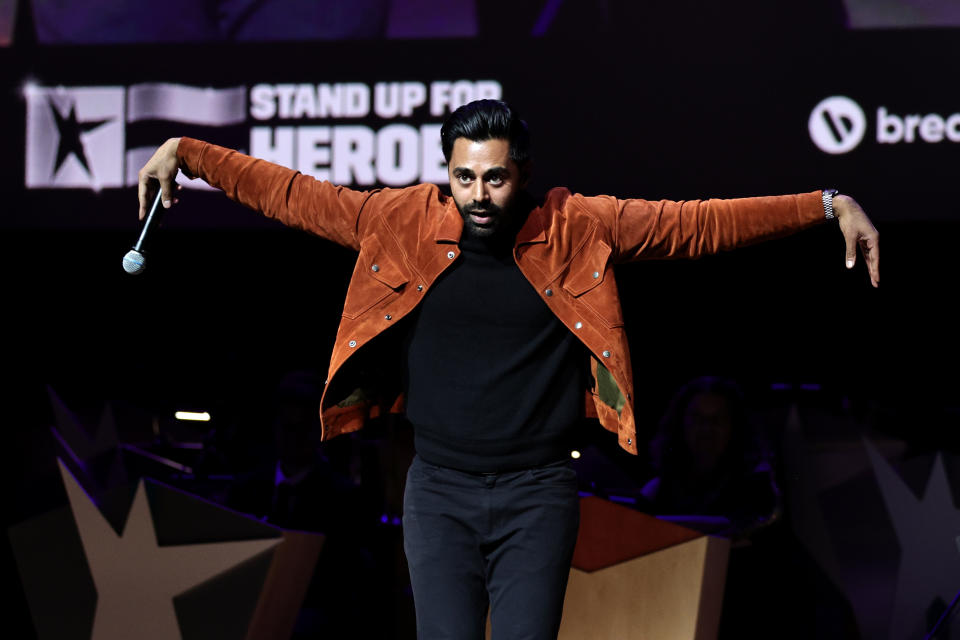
[559,496,730,639]
[485,497,730,640]
[560,535,729,639]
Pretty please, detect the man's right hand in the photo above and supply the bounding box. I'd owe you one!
[137,137,182,220]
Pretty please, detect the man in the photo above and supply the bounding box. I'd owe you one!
[138,99,879,639]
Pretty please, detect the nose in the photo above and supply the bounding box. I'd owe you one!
[471,179,489,203]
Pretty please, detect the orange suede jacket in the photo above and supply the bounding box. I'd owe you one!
[177,137,827,455]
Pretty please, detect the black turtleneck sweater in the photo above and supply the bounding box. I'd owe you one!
[402,204,586,473]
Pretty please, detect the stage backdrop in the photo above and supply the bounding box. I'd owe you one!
[3,4,959,640]
[1,1,959,231]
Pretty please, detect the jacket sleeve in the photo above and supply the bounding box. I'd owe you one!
[582,191,827,263]
[177,137,378,251]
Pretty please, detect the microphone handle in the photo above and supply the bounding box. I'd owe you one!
[133,189,166,253]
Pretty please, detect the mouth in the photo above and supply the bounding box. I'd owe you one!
[469,212,495,225]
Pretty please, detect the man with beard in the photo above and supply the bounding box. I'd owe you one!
[137,99,879,639]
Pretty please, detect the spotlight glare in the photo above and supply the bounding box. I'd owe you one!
[175,411,211,422]
[570,450,581,459]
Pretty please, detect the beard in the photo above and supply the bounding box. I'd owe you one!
[457,199,508,239]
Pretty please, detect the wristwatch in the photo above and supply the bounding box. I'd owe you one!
[822,188,839,220]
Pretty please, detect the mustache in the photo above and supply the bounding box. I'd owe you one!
[465,202,502,214]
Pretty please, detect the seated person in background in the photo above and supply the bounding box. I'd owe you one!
[643,378,863,637]
[641,376,781,540]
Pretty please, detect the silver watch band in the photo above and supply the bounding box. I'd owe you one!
[822,189,839,220]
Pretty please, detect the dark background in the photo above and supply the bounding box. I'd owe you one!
[3,1,958,639]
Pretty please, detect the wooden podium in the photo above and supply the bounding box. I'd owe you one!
[560,497,730,639]
[487,496,730,640]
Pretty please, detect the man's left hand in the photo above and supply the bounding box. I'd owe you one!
[834,194,879,288]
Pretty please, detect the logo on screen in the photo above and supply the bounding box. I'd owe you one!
[808,96,866,154]
[24,80,499,193]
[25,86,125,189]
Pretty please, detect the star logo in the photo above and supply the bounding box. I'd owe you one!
[864,438,960,639]
[48,98,112,178]
[780,403,960,638]
[46,387,136,536]
[10,391,324,639]
[58,460,282,640]
[25,85,125,189]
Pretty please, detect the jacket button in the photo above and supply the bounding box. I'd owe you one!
[371,264,380,272]
[348,340,357,348]
[545,288,553,297]
[384,314,392,320]
[602,350,610,358]
[447,250,456,259]
[575,321,583,329]
[592,271,600,279]
[417,284,423,291]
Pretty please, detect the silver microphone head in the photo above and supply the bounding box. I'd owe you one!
[123,249,146,274]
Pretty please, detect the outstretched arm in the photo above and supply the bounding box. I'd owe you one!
[587,189,878,287]
[136,137,378,250]
[601,191,827,261]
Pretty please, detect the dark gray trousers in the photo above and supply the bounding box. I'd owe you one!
[402,455,580,640]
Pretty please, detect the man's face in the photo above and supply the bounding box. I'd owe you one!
[448,137,528,239]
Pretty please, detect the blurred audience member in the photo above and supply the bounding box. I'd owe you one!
[643,376,859,638]
[641,376,781,540]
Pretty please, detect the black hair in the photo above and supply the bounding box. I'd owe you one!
[440,99,531,167]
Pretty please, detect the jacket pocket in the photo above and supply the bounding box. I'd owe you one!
[561,239,624,327]
[342,234,409,319]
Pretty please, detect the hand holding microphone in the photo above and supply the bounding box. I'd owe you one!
[123,189,165,274]
[125,138,182,274]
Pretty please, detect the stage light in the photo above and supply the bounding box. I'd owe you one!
[570,450,581,459]
[175,411,211,422]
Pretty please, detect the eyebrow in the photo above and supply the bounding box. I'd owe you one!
[452,166,509,178]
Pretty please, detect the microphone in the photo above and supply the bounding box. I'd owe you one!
[123,189,166,275]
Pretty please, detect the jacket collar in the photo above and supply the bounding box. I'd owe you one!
[435,198,463,243]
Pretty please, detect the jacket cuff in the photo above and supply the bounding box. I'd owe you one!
[176,136,206,180]
[787,190,830,228]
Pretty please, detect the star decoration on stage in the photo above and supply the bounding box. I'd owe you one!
[48,386,127,484]
[58,460,282,640]
[864,438,960,639]
[48,97,111,178]
[780,403,960,638]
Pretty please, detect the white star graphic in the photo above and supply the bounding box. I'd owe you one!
[59,460,282,640]
[864,439,960,640]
